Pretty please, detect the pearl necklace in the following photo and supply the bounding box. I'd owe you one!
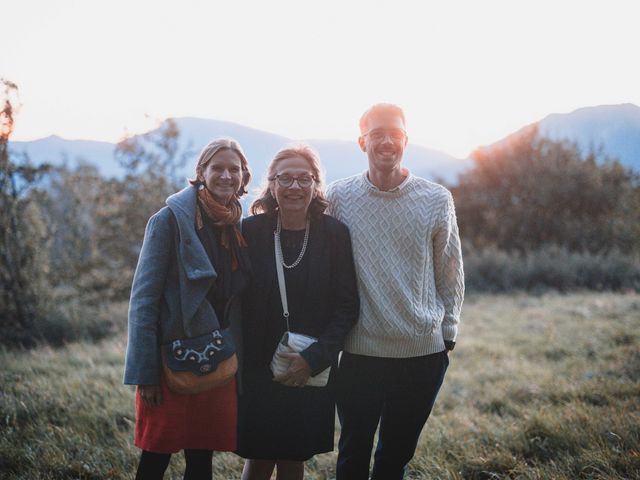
[275,215,310,269]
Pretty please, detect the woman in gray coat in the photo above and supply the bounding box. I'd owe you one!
[123,138,251,480]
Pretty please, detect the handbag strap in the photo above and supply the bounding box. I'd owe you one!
[274,215,311,332]
[274,226,291,332]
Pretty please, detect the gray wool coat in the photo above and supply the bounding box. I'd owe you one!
[123,186,243,386]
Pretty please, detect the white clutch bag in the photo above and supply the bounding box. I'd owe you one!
[270,217,330,388]
[270,331,331,387]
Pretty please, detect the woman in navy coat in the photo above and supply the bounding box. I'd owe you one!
[237,144,359,480]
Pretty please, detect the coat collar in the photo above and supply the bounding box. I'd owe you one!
[166,186,218,330]
[166,186,217,282]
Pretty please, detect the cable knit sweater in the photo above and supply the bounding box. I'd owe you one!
[326,171,464,357]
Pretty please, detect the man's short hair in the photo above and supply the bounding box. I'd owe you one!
[359,103,406,134]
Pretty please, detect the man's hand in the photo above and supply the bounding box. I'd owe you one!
[138,385,163,407]
[273,352,312,387]
[444,340,455,355]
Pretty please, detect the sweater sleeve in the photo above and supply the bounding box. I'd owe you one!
[433,191,464,342]
[123,210,173,385]
[325,185,336,217]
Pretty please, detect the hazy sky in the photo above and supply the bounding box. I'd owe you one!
[3,0,639,157]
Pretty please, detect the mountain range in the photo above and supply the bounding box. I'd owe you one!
[539,103,640,170]
[9,118,470,186]
[9,103,640,189]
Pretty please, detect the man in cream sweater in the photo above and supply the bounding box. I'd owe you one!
[327,103,464,480]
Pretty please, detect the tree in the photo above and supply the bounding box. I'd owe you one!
[1,89,192,344]
[41,119,191,304]
[452,126,640,254]
[42,163,113,302]
[96,118,192,297]
[0,79,51,344]
[115,117,191,184]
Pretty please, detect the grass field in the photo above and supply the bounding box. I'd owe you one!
[1,293,639,479]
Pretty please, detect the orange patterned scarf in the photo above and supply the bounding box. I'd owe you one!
[196,185,247,269]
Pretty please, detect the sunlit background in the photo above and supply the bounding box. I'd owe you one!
[4,0,640,157]
[2,2,640,479]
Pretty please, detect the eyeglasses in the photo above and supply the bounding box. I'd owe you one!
[273,173,316,188]
[363,128,407,142]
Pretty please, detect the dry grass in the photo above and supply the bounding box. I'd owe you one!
[1,292,639,479]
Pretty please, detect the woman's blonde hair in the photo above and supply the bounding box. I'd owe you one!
[188,137,251,197]
[250,143,329,218]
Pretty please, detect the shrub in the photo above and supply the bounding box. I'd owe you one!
[464,245,640,292]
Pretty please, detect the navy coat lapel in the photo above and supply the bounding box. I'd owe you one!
[303,217,326,299]
[261,216,278,304]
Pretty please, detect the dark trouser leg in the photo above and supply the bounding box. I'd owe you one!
[183,449,213,480]
[136,450,171,480]
[336,353,386,480]
[370,351,449,480]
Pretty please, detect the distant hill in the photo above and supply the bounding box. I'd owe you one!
[9,117,470,188]
[13,105,637,190]
[539,103,640,170]
[478,104,640,171]
[9,135,118,174]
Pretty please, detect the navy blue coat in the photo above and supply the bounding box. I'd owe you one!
[241,213,359,377]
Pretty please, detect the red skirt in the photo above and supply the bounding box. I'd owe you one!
[134,375,237,454]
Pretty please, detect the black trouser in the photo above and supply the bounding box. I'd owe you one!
[336,350,449,480]
[135,449,213,480]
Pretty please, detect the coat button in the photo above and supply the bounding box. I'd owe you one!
[185,239,192,245]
